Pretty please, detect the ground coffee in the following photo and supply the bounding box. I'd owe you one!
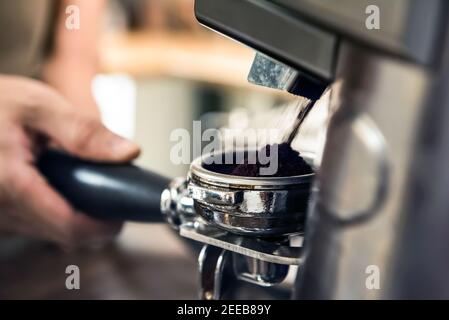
[204,98,316,178]
[230,98,316,177]
[230,143,312,177]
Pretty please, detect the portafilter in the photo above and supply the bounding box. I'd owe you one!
[38,149,315,298]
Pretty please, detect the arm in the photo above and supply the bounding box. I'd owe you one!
[0,75,140,248]
[43,0,106,117]
[0,1,142,248]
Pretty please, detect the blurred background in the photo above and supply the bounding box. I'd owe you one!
[0,0,328,299]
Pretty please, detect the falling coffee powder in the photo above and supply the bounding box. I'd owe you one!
[230,143,312,177]
[230,99,316,177]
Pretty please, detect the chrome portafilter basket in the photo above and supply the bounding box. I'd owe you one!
[189,153,314,237]
[161,150,315,299]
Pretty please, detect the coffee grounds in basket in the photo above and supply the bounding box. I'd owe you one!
[204,98,318,177]
[231,143,312,177]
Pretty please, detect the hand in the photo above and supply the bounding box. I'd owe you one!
[0,75,140,249]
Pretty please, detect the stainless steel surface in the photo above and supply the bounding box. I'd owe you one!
[318,112,390,223]
[193,0,449,300]
[198,243,291,299]
[161,148,309,297]
[391,33,449,298]
[161,148,311,268]
[196,0,446,66]
[273,0,446,64]
[189,151,314,237]
[198,245,230,300]
[248,52,299,92]
[296,40,432,299]
[161,177,196,229]
[233,253,289,287]
[247,52,328,99]
[195,0,338,81]
[180,223,303,265]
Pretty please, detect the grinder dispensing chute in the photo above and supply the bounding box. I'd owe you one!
[195,0,335,100]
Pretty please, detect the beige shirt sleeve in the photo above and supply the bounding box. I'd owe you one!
[0,0,57,77]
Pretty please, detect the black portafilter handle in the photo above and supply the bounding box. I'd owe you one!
[37,149,170,222]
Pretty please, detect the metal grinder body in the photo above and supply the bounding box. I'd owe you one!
[194,0,449,299]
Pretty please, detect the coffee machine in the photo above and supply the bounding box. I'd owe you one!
[39,0,449,299]
[193,0,449,299]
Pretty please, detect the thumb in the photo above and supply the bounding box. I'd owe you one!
[22,89,140,162]
[52,114,140,162]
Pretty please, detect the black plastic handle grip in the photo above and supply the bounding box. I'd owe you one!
[37,149,170,222]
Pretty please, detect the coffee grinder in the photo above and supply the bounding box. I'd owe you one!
[39,0,449,299]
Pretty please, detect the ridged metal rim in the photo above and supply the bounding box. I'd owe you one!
[189,151,315,190]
